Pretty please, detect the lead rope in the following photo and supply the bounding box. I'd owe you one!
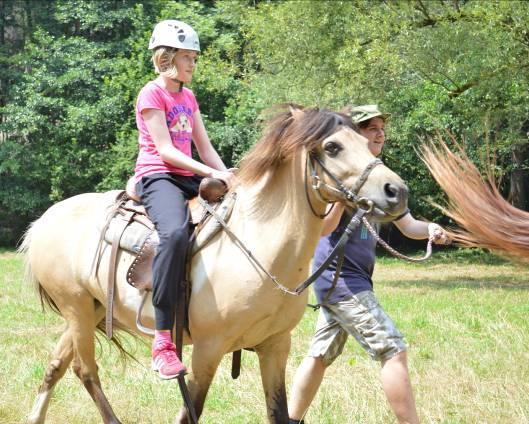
[362,217,433,262]
[307,216,434,312]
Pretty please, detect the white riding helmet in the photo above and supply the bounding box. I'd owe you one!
[148,20,200,52]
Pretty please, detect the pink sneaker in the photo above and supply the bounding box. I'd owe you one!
[152,341,187,379]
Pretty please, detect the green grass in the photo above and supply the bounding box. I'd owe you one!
[1,249,529,423]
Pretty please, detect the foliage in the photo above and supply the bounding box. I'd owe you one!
[239,0,529,218]
[0,0,157,244]
[1,0,528,246]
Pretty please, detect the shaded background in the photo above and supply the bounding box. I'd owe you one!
[1,0,528,246]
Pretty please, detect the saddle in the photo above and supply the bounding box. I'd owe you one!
[100,176,249,380]
[99,177,235,340]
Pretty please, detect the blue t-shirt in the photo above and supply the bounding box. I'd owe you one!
[313,211,379,304]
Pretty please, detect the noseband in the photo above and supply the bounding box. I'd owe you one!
[305,152,383,218]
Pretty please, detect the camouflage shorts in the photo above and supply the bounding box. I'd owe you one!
[308,290,407,365]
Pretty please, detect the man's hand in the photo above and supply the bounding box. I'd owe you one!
[428,223,451,245]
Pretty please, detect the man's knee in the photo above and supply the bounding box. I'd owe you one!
[382,349,408,367]
[309,355,328,370]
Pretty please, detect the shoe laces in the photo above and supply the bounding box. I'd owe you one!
[154,341,180,364]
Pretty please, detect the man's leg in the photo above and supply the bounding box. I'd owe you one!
[288,305,347,422]
[327,291,418,424]
[381,351,418,424]
[288,356,326,421]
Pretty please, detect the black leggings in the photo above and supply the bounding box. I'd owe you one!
[136,173,201,330]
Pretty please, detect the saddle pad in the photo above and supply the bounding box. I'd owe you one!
[102,191,237,291]
[104,215,155,254]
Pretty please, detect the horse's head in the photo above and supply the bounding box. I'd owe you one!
[238,104,408,220]
[302,108,408,221]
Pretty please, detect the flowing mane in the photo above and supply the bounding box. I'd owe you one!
[238,104,354,185]
[421,139,529,263]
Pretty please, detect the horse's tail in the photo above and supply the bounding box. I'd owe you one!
[18,219,61,314]
[420,139,529,263]
[18,217,142,361]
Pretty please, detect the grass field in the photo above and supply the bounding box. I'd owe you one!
[1,248,528,423]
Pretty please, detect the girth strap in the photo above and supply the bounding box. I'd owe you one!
[231,349,242,379]
[106,210,135,339]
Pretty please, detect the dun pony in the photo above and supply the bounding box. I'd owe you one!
[20,104,407,424]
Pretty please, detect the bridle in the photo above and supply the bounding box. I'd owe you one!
[305,150,434,259]
[200,147,433,299]
[304,151,383,218]
[200,149,385,297]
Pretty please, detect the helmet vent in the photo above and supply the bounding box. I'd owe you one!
[178,29,186,42]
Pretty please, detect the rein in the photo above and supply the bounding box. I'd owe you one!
[199,198,371,296]
[200,151,432,298]
[198,150,383,297]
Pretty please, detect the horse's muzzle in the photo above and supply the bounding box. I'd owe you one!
[372,182,409,222]
[385,182,408,208]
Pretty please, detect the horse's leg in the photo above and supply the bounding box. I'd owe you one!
[67,300,122,424]
[27,329,74,424]
[27,304,106,424]
[255,332,291,424]
[175,342,224,424]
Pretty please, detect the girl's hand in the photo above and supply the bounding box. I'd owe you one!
[210,169,237,189]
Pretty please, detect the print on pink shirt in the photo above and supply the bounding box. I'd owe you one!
[172,113,192,132]
[169,111,192,149]
[134,83,198,180]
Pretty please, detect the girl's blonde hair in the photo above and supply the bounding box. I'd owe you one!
[152,47,179,79]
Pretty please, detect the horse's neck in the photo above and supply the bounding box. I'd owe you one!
[234,157,326,273]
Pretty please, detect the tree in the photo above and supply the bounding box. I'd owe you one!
[2,0,528,246]
[236,0,529,218]
[0,0,158,245]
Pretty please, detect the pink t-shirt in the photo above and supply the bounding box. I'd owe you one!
[134,81,198,181]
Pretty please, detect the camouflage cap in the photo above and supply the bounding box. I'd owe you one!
[348,104,390,124]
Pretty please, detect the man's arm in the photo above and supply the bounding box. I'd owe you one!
[393,212,450,244]
[321,203,345,236]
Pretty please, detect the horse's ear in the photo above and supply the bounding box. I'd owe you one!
[289,105,304,121]
[340,105,353,117]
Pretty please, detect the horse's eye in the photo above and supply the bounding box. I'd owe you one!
[324,141,343,157]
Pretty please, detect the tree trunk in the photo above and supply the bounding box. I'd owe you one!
[0,0,5,142]
[510,141,529,211]
[0,0,5,46]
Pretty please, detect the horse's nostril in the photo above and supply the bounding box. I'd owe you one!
[384,183,398,198]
